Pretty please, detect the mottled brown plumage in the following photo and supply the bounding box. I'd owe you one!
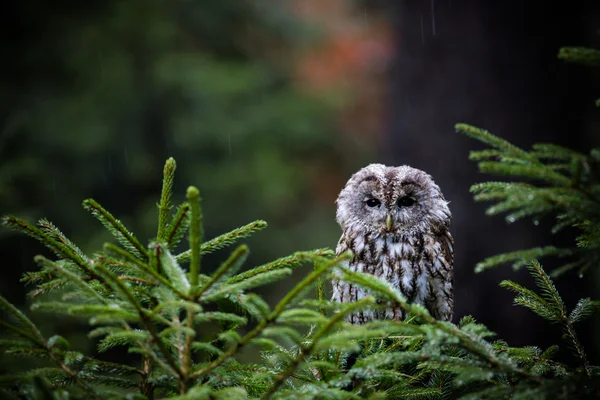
[331,164,454,323]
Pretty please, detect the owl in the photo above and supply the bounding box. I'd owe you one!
[331,163,454,324]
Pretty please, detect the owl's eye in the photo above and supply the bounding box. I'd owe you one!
[397,197,416,207]
[365,198,381,207]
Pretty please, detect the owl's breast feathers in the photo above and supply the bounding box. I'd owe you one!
[332,228,454,322]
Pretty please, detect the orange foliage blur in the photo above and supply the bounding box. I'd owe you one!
[291,0,395,144]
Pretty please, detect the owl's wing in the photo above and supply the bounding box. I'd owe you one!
[430,229,454,321]
[438,229,454,273]
[335,233,350,256]
[331,235,350,303]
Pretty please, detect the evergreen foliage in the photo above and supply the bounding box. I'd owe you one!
[0,0,348,302]
[1,153,599,399]
[453,44,600,278]
[1,39,600,400]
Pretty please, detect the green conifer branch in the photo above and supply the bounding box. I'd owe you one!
[158,158,176,243]
[201,269,293,303]
[338,267,537,383]
[271,255,346,317]
[226,249,334,285]
[468,149,505,161]
[180,186,203,393]
[527,261,591,376]
[166,202,191,249]
[95,264,182,379]
[82,199,148,260]
[474,246,572,273]
[176,220,268,263]
[531,143,586,160]
[476,162,571,186]
[458,118,600,279]
[262,297,375,399]
[501,260,596,378]
[526,261,566,315]
[455,124,534,161]
[190,255,342,380]
[569,298,600,325]
[154,242,191,295]
[558,46,600,66]
[37,218,87,262]
[3,149,599,398]
[196,245,248,298]
[1,217,94,277]
[45,351,102,400]
[0,320,43,348]
[33,256,169,395]
[0,295,45,346]
[0,296,102,399]
[150,300,201,319]
[186,186,203,288]
[103,243,188,298]
[34,256,106,303]
[500,280,560,322]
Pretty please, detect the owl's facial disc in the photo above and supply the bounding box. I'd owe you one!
[336,164,451,237]
[362,191,419,233]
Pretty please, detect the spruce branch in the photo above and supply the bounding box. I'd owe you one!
[0,295,45,346]
[569,298,600,325]
[176,220,268,263]
[468,149,505,161]
[271,255,346,318]
[474,246,572,273]
[500,280,560,322]
[476,162,571,186]
[526,261,566,317]
[33,256,106,303]
[186,186,203,287]
[103,243,187,299]
[95,264,182,378]
[558,46,600,66]
[5,153,598,398]
[82,199,148,260]
[338,267,537,382]
[201,269,292,303]
[158,157,176,243]
[227,248,334,285]
[34,255,170,396]
[141,356,154,400]
[45,350,101,400]
[262,297,376,400]
[37,218,87,263]
[166,202,190,250]
[177,186,203,394]
[119,276,155,285]
[531,143,586,161]
[459,121,600,279]
[455,124,533,161]
[1,216,94,277]
[502,261,595,378]
[190,255,343,379]
[154,242,191,295]
[527,261,591,376]
[0,296,101,399]
[196,245,249,298]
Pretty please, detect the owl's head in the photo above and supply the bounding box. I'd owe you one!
[336,164,451,235]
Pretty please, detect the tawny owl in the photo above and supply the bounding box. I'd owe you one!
[331,163,454,324]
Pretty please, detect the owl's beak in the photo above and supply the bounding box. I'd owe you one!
[386,214,393,230]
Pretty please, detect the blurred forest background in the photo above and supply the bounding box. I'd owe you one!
[2,0,600,364]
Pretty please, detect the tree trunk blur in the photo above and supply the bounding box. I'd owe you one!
[383,0,600,356]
